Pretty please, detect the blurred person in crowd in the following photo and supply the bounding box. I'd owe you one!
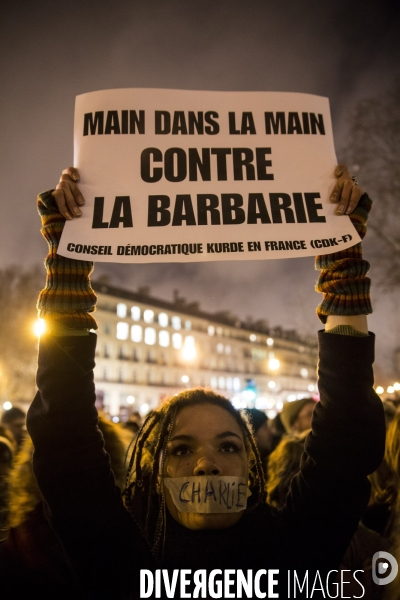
[380,413,400,599]
[363,403,399,536]
[1,406,26,450]
[280,397,317,435]
[0,428,14,542]
[24,165,385,598]
[245,408,275,468]
[0,415,131,599]
[123,411,142,436]
[381,399,397,429]
[267,430,388,599]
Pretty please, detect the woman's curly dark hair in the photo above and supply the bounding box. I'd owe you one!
[124,388,266,560]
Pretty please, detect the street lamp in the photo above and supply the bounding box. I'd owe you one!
[34,318,46,337]
[268,358,280,371]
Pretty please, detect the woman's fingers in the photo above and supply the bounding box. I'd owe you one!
[345,184,363,214]
[52,187,73,220]
[62,166,80,181]
[59,173,85,206]
[331,164,364,215]
[336,179,353,215]
[51,168,85,219]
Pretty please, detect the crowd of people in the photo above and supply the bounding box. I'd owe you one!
[0,165,399,599]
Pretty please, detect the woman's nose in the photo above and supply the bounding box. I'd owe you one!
[193,456,222,476]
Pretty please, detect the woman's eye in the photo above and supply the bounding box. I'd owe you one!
[220,442,239,453]
[171,445,192,456]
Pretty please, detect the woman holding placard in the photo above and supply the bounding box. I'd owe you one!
[26,165,385,598]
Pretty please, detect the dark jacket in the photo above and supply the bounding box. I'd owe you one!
[26,331,385,599]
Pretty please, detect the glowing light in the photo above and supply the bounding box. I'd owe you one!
[266,337,274,346]
[127,396,135,405]
[276,401,283,410]
[300,368,308,378]
[249,334,257,342]
[34,318,46,337]
[268,381,276,389]
[267,409,277,419]
[181,375,189,383]
[182,336,196,361]
[256,397,275,410]
[231,397,241,409]
[308,384,315,392]
[375,386,384,395]
[140,403,150,416]
[268,358,280,371]
[394,382,400,391]
[287,394,297,402]
[387,386,395,394]
[3,402,12,411]
[242,389,256,401]
[112,416,120,423]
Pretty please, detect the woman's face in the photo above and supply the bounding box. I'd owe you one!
[163,403,249,530]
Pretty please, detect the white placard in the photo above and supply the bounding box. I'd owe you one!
[57,88,360,263]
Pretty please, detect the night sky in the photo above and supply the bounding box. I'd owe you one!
[1,0,399,382]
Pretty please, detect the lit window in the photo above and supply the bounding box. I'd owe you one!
[159,330,170,347]
[268,381,276,389]
[143,309,154,323]
[172,332,182,349]
[172,316,181,330]
[217,343,224,354]
[131,306,141,321]
[131,325,142,343]
[208,326,215,336]
[181,375,189,383]
[226,377,233,391]
[116,322,129,340]
[211,376,218,388]
[266,337,274,346]
[144,327,156,345]
[185,320,192,330]
[300,368,308,378]
[225,345,231,355]
[117,303,127,318]
[233,377,241,391]
[218,377,225,389]
[249,334,256,342]
[182,336,196,360]
[127,396,135,404]
[158,312,168,327]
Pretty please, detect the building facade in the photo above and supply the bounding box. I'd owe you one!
[92,282,319,420]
